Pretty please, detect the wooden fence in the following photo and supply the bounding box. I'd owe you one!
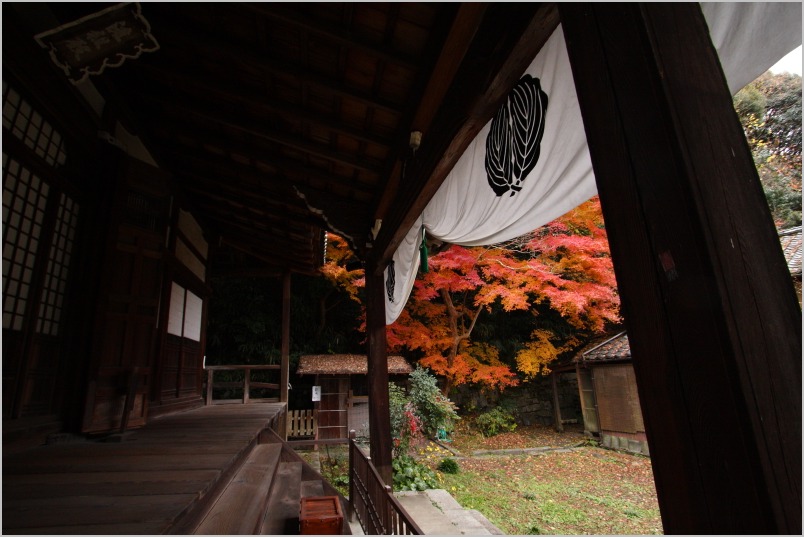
[287,409,317,438]
[348,431,423,535]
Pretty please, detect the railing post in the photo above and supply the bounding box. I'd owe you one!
[206,369,213,406]
[384,485,393,535]
[348,430,356,522]
[280,271,291,404]
[243,367,250,404]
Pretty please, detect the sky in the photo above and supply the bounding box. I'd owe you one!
[770,45,802,75]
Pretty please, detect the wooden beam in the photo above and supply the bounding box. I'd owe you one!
[202,213,316,245]
[372,3,489,223]
[365,264,392,485]
[221,240,318,276]
[187,193,324,230]
[148,116,384,178]
[136,78,391,147]
[560,4,801,533]
[373,3,560,270]
[152,26,405,115]
[160,139,377,199]
[280,272,291,411]
[242,3,421,70]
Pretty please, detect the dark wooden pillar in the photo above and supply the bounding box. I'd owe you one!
[280,271,291,405]
[365,262,392,485]
[560,4,801,534]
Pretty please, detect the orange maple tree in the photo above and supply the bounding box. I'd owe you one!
[386,197,621,394]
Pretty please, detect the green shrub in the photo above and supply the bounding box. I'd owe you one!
[392,453,439,491]
[475,407,517,437]
[409,366,460,438]
[437,457,460,474]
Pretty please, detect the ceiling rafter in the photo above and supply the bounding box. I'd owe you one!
[161,144,376,204]
[183,188,327,230]
[241,3,421,70]
[151,24,406,116]
[145,98,386,175]
[219,239,320,277]
[135,72,392,147]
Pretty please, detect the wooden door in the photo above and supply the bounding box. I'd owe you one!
[2,81,82,423]
[316,375,349,440]
[576,367,599,434]
[81,158,171,434]
[592,364,644,434]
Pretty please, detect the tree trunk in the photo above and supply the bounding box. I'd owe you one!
[441,289,459,396]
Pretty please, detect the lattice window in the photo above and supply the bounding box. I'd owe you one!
[167,282,203,342]
[2,82,67,168]
[36,194,80,336]
[2,154,49,331]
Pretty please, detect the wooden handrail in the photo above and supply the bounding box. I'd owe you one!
[204,365,280,370]
[348,430,423,535]
[204,364,281,405]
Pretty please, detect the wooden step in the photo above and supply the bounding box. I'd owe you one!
[192,443,282,535]
[301,479,325,498]
[259,461,302,535]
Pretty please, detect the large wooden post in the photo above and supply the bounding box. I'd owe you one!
[560,4,801,533]
[280,271,291,405]
[365,261,392,485]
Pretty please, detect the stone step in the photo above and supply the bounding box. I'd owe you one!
[394,489,500,535]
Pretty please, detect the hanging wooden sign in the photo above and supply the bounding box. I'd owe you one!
[34,2,159,85]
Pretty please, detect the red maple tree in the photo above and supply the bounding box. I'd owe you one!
[386,197,621,394]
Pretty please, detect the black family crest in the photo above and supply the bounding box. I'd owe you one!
[485,74,548,197]
[385,260,395,303]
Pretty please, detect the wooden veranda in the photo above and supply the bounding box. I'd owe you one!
[2,404,353,534]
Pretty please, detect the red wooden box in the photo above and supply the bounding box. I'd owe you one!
[299,496,343,535]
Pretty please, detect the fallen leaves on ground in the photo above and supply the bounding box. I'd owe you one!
[430,423,662,535]
[441,448,661,535]
[448,420,587,454]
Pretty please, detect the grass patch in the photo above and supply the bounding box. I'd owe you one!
[439,448,663,535]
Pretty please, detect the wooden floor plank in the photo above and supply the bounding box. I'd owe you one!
[2,404,285,535]
[3,469,221,486]
[7,521,172,535]
[5,479,213,500]
[4,453,241,474]
[2,493,198,529]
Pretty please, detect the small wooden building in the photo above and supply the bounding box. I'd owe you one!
[296,354,413,440]
[574,332,648,456]
[576,226,802,456]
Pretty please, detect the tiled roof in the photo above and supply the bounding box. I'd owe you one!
[574,331,631,363]
[779,226,802,277]
[296,354,413,375]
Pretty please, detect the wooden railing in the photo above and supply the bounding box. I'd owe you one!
[204,365,281,405]
[348,431,423,535]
